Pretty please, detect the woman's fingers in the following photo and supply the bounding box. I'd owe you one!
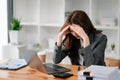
[70,24,87,39]
[61,25,71,35]
[70,24,82,35]
[62,26,70,32]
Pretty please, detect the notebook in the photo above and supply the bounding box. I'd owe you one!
[0,58,27,70]
[0,48,37,70]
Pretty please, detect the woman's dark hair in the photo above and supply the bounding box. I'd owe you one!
[60,10,102,65]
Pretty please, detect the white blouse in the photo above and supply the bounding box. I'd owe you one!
[79,39,84,65]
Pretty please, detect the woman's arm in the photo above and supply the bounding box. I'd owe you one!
[57,26,70,46]
[80,34,107,67]
[53,43,69,64]
[53,26,70,64]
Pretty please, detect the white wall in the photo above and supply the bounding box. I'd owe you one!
[0,0,8,59]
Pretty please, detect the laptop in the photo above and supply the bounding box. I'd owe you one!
[27,52,71,74]
[19,48,71,74]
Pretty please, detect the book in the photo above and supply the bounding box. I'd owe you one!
[78,65,120,80]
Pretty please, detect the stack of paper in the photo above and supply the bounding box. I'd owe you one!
[78,65,120,80]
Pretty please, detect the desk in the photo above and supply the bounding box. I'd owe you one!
[105,58,120,68]
[0,64,85,80]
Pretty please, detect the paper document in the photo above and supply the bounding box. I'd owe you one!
[0,59,27,70]
[78,65,120,80]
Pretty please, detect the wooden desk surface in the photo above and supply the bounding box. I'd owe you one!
[0,64,85,80]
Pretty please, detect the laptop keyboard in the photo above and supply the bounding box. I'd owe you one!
[43,63,70,74]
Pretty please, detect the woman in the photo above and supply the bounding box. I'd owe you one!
[53,10,107,67]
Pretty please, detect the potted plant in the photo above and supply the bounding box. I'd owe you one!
[34,43,42,51]
[111,44,115,54]
[9,17,22,45]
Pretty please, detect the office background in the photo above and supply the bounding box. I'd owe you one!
[0,0,120,66]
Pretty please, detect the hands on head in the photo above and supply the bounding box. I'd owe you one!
[57,24,90,48]
[56,10,95,48]
[59,24,88,39]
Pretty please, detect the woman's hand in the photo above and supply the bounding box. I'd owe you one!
[70,24,90,48]
[57,26,71,46]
